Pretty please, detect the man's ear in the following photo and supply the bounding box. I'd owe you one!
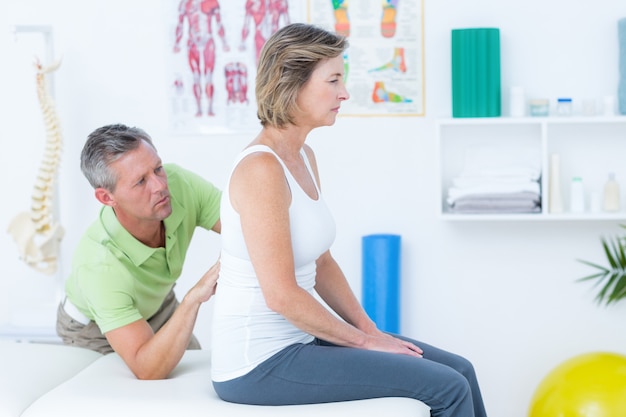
[95,188,115,207]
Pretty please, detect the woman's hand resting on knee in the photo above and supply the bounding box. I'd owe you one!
[363,327,423,358]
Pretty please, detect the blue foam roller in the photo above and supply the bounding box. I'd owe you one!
[362,234,401,333]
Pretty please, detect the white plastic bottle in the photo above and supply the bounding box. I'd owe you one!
[603,172,621,212]
[570,177,585,213]
[548,154,564,213]
[509,86,525,117]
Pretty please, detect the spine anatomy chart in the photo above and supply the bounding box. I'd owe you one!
[7,58,65,275]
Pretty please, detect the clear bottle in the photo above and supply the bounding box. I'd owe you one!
[557,98,573,116]
[570,177,585,213]
[603,172,621,212]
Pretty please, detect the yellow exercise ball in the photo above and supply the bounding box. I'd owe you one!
[528,352,626,417]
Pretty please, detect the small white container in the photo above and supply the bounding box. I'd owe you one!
[603,96,616,116]
[570,177,585,213]
[529,99,549,117]
[582,98,596,116]
[509,86,525,117]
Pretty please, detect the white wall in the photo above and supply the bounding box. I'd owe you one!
[3,1,626,416]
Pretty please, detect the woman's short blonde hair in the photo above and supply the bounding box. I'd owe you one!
[255,23,347,128]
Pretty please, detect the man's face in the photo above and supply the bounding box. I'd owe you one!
[100,140,172,225]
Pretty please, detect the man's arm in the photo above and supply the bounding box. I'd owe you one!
[104,260,219,380]
[211,218,221,233]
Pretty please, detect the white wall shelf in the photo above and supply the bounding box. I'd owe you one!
[437,116,626,221]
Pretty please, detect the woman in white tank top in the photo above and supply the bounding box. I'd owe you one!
[211,23,488,417]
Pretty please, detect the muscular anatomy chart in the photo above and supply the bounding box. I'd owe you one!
[314,0,424,116]
[169,0,303,134]
[240,0,290,64]
[173,0,230,117]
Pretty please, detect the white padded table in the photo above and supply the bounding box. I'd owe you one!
[0,340,102,417]
[23,349,430,417]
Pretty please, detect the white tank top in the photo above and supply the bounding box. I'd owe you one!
[211,145,336,382]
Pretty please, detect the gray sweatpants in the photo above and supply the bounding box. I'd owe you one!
[213,335,488,417]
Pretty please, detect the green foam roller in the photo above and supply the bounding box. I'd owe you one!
[451,28,501,117]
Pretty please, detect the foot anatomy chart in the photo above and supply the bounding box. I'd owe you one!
[309,0,424,117]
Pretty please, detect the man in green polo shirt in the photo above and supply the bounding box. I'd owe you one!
[56,124,221,380]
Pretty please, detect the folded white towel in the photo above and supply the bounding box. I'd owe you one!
[447,181,540,205]
[449,191,541,213]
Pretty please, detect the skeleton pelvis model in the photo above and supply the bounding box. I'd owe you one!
[7,57,65,275]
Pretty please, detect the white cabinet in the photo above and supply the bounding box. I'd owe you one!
[437,116,626,220]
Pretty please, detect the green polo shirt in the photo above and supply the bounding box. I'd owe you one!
[65,164,221,334]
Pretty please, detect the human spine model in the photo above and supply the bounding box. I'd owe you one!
[7,57,64,275]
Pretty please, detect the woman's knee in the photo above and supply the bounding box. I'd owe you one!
[456,355,477,378]
[439,351,477,381]
[434,371,472,413]
[452,369,472,395]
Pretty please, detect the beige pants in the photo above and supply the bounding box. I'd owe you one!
[56,288,201,354]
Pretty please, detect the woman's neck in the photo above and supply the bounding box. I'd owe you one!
[254,125,309,161]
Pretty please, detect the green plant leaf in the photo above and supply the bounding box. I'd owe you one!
[576,259,609,275]
[577,229,626,306]
[603,238,619,269]
[608,271,626,304]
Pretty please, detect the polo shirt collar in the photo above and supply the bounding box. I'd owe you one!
[164,192,185,245]
[100,194,185,266]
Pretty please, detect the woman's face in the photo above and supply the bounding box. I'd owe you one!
[294,55,349,129]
